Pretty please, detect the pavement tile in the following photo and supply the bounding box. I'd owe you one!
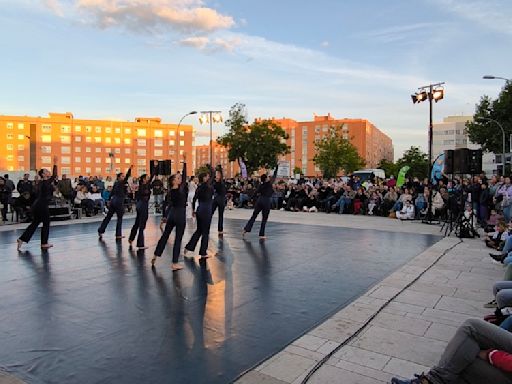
[309,317,363,342]
[434,296,489,317]
[368,285,402,301]
[237,371,289,384]
[371,311,431,336]
[334,359,394,382]
[259,352,317,383]
[307,364,385,384]
[381,301,426,316]
[395,290,442,308]
[334,345,391,370]
[382,357,430,379]
[424,322,459,342]
[292,334,329,352]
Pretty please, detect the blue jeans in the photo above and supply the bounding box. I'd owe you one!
[504,204,512,223]
[392,201,403,212]
[336,197,352,214]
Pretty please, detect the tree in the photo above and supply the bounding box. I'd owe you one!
[396,146,428,179]
[313,126,365,178]
[293,166,302,176]
[217,103,290,174]
[377,159,399,178]
[466,82,512,153]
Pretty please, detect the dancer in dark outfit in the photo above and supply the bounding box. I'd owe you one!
[98,165,132,239]
[152,154,187,270]
[184,165,214,259]
[211,168,227,236]
[128,161,158,250]
[17,156,59,250]
[243,167,278,239]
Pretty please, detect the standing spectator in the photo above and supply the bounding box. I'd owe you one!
[17,174,33,197]
[152,176,165,213]
[496,177,512,223]
[0,177,11,222]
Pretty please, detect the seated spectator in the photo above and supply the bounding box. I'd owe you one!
[88,185,105,214]
[13,191,32,222]
[303,189,318,212]
[226,193,234,210]
[392,188,412,212]
[396,200,415,220]
[391,318,512,384]
[487,210,504,233]
[102,186,112,202]
[485,221,509,250]
[352,188,367,215]
[0,176,11,222]
[74,186,95,217]
[431,188,445,217]
[367,191,381,215]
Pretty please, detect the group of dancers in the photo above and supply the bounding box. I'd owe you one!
[16,155,278,271]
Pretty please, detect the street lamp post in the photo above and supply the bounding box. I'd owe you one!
[199,111,223,165]
[483,75,511,82]
[176,111,197,171]
[411,82,445,223]
[477,117,506,175]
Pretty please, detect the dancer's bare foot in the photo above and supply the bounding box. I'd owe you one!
[137,246,149,251]
[17,239,23,251]
[259,236,267,240]
[151,256,157,266]
[171,263,184,271]
[41,243,53,249]
[184,248,194,259]
[128,239,133,245]
[98,232,103,239]
[116,236,125,239]
[242,230,247,238]
[200,254,210,259]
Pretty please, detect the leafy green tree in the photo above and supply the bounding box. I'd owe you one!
[293,166,302,176]
[195,164,210,176]
[396,146,428,179]
[465,82,512,153]
[377,159,398,178]
[217,103,290,174]
[313,126,365,178]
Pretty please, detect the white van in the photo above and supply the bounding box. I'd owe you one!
[352,169,386,181]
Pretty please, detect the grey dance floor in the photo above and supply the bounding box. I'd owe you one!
[0,216,440,384]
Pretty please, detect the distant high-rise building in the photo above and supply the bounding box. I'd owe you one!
[432,115,497,175]
[257,114,394,176]
[0,112,194,177]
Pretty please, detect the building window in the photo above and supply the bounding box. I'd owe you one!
[6,144,13,150]
[115,158,120,164]
[179,150,184,155]
[17,155,25,162]
[105,137,111,144]
[6,155,14,161]
[115,138,121,144]
[105,167,111,173]
[154,139,163,147]
[17,134,25,140]
[137,159,146,166]
[137,139,146,146]
[85,157,91,163]
[6,134,14,140]
[6,123,13,129]
[95,167,102,173]
[154,130,163,138]
[86,147,91,153]
[75,156,81,163]
[179,131,185,137]
[114,148,121,154]
[17,144,24,150]
[124,128,131,135]
[125,159,130,164]
[115,127,121,134]
[169,140,175,146]
[61,156,70,164]
[95,158,101,163]
[41,135,52,143]
[41,156,51,164]
[85,167,91,174]
[75,136,82,142]
[61,136,71,144]
[95,137,102,143]
[137,149,146,156]
[75,147,81,153]
[61,167,71,175]
[74,167,81,174]
[125,148,131,154]
[124,138,131,145]
[95,126,102,133]
[95,148,101,153]
[105,127,111,134]
[61,125,71,133]
[61,146,71,154]
[86,136,92,143]
[75,125,81,132]
[85,126,92,133]
[169,150,175,155]
[18,123,25,130]
[169,130,176,136]
[179,140,185,147]
[154,149,163,156]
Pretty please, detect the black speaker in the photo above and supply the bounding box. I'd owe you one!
[453,148,469,174]
[150,159,158,175]
[468,149,483,174]
[444,150,454,174]
[158,160,171,175]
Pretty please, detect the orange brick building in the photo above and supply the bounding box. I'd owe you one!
[0,112,194,177]
[195,142,239,178]
[260,114,394,177]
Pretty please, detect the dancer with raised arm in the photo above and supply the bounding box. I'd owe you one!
[212,166,227,236]
[128,160,158,250]
[184,164,214,259]
[98,165,132,240]
[152,154,187,270]
[17,156,59,250]
[243,165,278,240]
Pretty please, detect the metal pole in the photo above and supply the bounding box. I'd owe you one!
[210,111,213,165]
[427,84,434,222]
[479,117,506,175]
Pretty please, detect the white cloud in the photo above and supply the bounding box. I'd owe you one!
[432,0,512,35]
[360,22,449,43]
[44,0,235,34]
[179,35,241,51]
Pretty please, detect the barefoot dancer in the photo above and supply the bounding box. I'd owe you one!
[128,161,158,250]
[184,164,214,259]
[152,154,187,270]
[17,156,59,250]
[98,165,132,239]
[243,166,278,239]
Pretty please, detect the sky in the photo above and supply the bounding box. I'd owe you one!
[1,0,511,159]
